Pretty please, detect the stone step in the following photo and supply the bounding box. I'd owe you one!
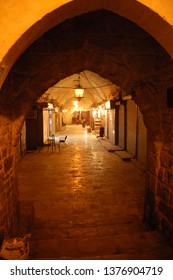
[114,151,134,161]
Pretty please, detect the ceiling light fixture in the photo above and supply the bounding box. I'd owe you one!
[74,73,84,102]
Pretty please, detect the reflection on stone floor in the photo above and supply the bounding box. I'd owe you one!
[18,125,173,259]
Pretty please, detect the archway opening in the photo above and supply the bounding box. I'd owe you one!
[1,9,173,256]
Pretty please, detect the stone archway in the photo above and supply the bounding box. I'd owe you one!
[0,9,173,243]
[1,0,173,88]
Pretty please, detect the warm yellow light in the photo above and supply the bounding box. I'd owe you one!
[105,101,110,109]
[92,110,97,118]
[75,88,84,96]
[74,87,84,101]
[48,103,53,109]
[73,101,78,107]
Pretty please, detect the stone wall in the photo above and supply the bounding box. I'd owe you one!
[0,114,19,237]
[1,10,173,241]
[132,75,173,244]
[143,138,173,245]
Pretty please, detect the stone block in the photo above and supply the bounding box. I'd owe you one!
[169,142,173,155]
[2,148,7,158]
[157,181,169,201]
[145,188,155,208]
[148,154,159,175]
[158,200,167,216]
[160,217,171,240]
[167,225,173,246]
[0,226,5,246]
[166,206,173,223]
[168,153,173,167]
[160,154,168,168]
[147,173,157,192]
[0,175,4,186]
[4,156,13,173]
[158,167,166,183]
[148,141,163,155]
[167,171,173,186]
[169,190,173,204]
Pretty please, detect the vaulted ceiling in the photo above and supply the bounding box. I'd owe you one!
[1,0,173,89]
[40,70,118,109]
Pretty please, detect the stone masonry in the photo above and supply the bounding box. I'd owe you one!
[0,114,19,238]
[0,10,173,243]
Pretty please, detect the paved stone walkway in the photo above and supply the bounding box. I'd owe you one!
[18,125,173,259]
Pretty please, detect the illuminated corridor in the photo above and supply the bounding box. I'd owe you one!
[1,1,173,260]
[18,125,173,259]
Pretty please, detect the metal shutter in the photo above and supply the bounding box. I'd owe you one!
[108,109,115,145]
[119,105,125,149]
[104,110,108,137]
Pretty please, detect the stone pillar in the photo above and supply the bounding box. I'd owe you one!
[156,141,173,244]
[144,139,162,229]
[143,109,173,245]
[0,114,19,238]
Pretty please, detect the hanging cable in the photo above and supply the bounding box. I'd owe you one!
[81,71,108,101]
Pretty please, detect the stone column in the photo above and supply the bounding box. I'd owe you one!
[143,108,173,245]
[0,113,19,238]
[144,138,162,229]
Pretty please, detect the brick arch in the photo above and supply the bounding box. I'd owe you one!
[2,10,171,145]
[1,8,173,241]
[1,0,173,88]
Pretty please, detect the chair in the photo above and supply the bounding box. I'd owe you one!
[59,135,67,145]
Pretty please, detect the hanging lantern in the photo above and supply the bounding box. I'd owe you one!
[74,74,84,101]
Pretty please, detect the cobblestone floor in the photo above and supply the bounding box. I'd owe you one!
[18,125,173,259]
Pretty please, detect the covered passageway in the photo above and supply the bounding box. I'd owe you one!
[1,1,173,259]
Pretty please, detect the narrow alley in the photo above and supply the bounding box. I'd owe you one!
[18,125,173,260]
